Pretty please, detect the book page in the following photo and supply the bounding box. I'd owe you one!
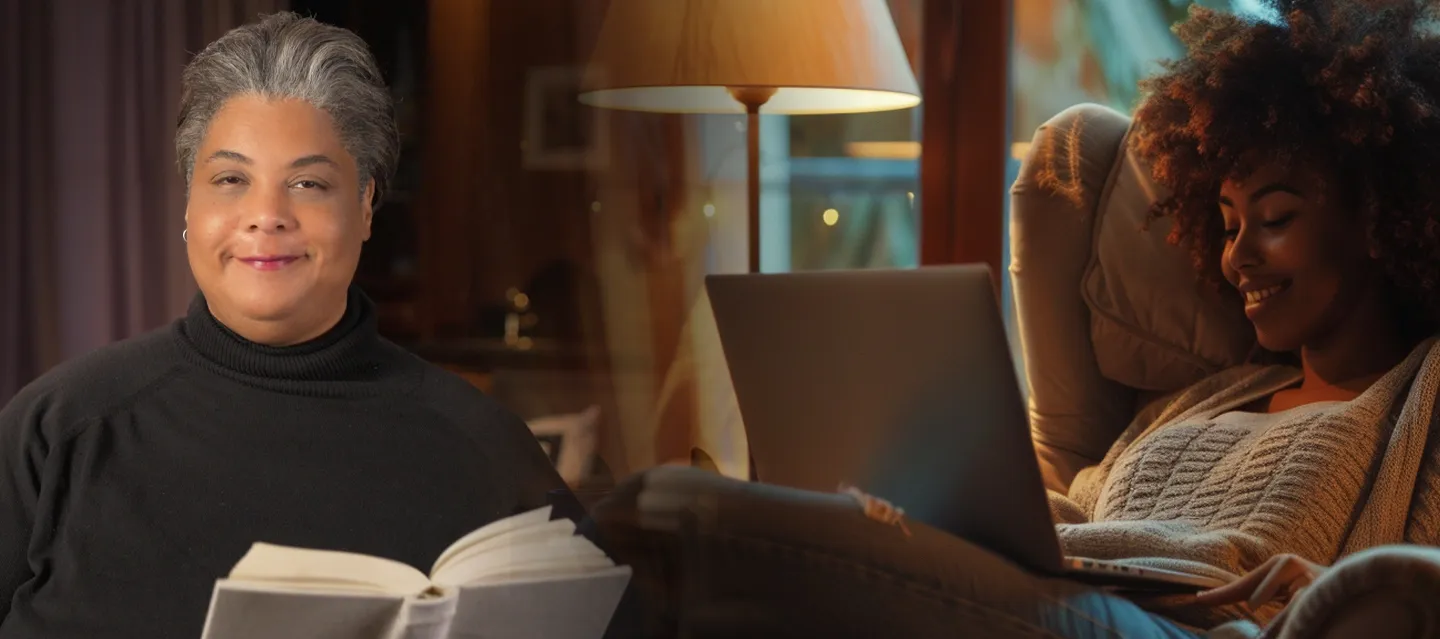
[447,567,632,639]
[229,542,432,598]
[431,536,613,588]
[200,581,409,639]
[430,506,554,575]
[431,518,577,579]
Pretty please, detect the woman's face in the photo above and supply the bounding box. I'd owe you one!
[1218,163,1375,353]
[185,95,372,345]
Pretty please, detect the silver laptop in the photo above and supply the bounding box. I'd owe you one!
[705,264,1224,592]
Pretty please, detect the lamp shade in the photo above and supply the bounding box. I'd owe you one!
[578,0,921,115]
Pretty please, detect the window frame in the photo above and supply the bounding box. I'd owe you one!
[919,0,1012,292]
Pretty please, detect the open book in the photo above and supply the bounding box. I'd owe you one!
[200,506,631,639]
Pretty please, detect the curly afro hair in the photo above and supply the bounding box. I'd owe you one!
[1130,0,1440,339]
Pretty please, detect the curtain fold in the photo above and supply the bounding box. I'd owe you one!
[0,0,57,405]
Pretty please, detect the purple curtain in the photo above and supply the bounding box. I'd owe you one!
[0,0,285,404]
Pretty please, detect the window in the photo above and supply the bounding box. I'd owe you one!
[779,109,921,271]
[749,0,923,273]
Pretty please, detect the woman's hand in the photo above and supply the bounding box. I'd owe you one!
[1193,554,1327,609]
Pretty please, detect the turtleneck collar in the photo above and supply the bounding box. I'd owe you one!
[175,285,419,395]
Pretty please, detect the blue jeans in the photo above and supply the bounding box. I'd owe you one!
[594,468,1205,639]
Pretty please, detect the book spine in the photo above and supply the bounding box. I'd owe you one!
[387,592,459,639]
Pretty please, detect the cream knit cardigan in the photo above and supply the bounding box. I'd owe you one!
[1048,337,1440,628]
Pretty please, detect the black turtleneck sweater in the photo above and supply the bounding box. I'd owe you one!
[0,287,567,638]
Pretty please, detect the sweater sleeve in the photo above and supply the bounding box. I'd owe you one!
[416,365,570,516]
[1404,408,1440,544]
[0,388,47,620]
[1047,489,1090,524]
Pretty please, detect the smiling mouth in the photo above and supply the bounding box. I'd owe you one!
[239,256,301,271]
[1244,280,1292,308]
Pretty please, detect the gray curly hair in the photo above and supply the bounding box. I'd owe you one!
[175,12,399,206]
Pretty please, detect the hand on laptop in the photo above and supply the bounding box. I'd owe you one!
[1192,554,1327,609]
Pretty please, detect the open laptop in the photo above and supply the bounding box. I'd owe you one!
[705,264,1225,592]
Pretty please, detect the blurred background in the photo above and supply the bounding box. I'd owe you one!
[1,0,1264,486]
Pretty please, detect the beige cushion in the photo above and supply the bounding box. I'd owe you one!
[1010,103,1253,491]
[1080,125,1253,392]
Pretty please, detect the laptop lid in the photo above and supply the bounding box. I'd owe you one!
[705,264,1064,573]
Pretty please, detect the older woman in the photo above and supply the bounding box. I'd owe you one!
[0,12,565,639]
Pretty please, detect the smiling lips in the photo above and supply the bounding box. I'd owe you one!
[239,255,301,271]
[1242,279,1292,314]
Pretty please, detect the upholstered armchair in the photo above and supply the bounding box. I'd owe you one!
[1011,103,1440,638]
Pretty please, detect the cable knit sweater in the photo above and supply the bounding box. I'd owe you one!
[1048,337,1440,630]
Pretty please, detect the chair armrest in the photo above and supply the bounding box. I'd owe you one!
[1278,545,1440,638]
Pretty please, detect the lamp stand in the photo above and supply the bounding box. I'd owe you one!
[725,88,776,482]
[728,87,776,274]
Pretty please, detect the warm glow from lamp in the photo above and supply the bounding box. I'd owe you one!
[578,0,920,276]
[583,86,919,115]
[578,0,920,116]
[822,208,840,226]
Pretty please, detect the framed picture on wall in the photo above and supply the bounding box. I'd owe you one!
[522,66,609,171]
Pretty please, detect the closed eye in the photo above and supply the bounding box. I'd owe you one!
[1263,212,1297,229]
[1222,212,1296,242]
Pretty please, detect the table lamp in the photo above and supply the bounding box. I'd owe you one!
[578,0,922,273]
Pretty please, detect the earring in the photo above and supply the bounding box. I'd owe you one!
[182,229,188,243]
